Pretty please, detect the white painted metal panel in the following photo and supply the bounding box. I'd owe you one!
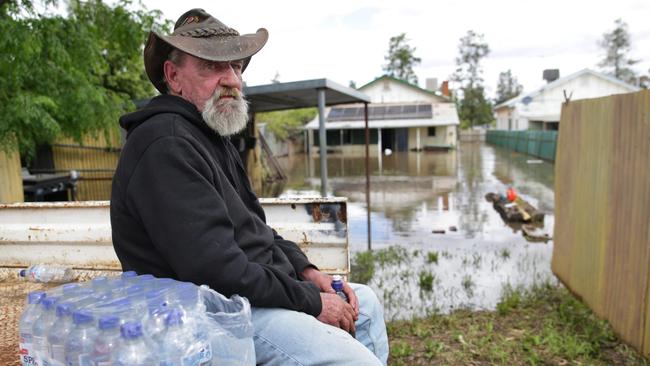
[0,199,349,275]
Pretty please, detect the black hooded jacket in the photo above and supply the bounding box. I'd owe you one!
[110,95,322,316]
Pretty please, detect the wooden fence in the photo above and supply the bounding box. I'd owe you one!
[0,150,23,203]
[552,90,650,359]
[486,130,557,161]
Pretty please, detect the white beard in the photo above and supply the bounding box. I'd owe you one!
[201,88,249,136]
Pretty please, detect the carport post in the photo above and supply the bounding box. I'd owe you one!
[317,88,328,196]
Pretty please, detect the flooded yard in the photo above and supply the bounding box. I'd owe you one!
[272,143,557,320]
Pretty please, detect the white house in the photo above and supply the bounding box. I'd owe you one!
[494,69,639,131]
[304,75,460,155]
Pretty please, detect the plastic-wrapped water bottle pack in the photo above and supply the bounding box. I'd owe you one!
[18,271,255,366]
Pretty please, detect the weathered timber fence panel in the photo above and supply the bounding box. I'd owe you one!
[552,90,650,359]
[0,150,23,203]
[52,131,121,201]
[486,130,557,161]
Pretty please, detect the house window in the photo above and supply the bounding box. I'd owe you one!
[427,127,436,137]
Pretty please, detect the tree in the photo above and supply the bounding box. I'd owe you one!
[348,80,356,89]
[598,19,639,85]
[495,70,523,105]
[383,33,421,84]
[0,0,170,158]
[451,30,493,128]
[257,108,317,141]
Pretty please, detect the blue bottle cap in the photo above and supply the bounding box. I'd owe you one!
[120,321,143,339]
[121,271,137,278]
[42,296,60,310]
[165,308,184,327]
[27,291,45,305]
[98,315,120,330]
[19,269,26,277]
[56,303,72,317]
[72,311,94,325]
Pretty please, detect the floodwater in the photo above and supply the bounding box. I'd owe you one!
[271,143,557,320]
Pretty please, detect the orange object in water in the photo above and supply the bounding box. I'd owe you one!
[506,187,517,202]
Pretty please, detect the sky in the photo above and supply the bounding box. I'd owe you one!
[143,0,650,98]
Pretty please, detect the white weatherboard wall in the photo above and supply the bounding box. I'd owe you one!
[361,79,444,103]
[495,69,638,131]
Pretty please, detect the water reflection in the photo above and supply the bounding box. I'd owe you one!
[271,143,557,319]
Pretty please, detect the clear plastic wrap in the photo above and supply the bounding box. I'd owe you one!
[18,273,255,365]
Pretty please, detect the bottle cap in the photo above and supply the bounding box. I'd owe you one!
[19,269,26,277]
[120,321,143,339]
[27,291,45,305]
[98,315,120,330]
[92,276,108,285]
[56,303,72,317]
[72,310,94,325]
[121,271,137,278]
[42,296,60,310]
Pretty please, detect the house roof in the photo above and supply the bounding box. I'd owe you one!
[304,103,459,130]
[358,75,450,101]
[494,68,640,110]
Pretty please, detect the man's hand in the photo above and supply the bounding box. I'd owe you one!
[301,267,359,319]
[317,292,356,336]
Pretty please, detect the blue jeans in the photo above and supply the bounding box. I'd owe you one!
[251,283,389,365]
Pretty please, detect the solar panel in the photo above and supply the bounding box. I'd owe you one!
[325,103,434,122]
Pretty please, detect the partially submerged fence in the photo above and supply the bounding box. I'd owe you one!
[486,130,557,161]
[552,90,650,359]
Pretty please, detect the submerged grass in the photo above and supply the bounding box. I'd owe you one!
[387,283,648,365]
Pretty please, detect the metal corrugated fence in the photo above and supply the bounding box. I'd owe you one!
[0,150,23,203]
[52,131,121,201]
[486,130,558,161]
[552,90,650,359]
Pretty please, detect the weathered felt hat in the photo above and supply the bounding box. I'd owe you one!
[144,8,268,93]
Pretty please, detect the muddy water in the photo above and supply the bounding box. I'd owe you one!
[272,143,557,320]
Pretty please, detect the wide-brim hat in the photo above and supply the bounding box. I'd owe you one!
[144,8,268,94]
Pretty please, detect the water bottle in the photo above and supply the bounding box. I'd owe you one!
[18,291,45,366]
[65,310,99,366]
[331,275,348,302]
[31,296,59,366]
[121,271,138,286]
[136,274,155,290]
[46,303,73,366]
[158,308,212,366]
[114,321,158,366]
[19,265,76,283]
[91,277,110,292]
[90,314,121,366]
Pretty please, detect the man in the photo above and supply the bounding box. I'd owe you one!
[110,8,388,365]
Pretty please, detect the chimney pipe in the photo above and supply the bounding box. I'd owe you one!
[441,81,450,97]
[543,69,560,83]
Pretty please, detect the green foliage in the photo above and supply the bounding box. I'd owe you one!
[452,30,493,129]
[350,250,375,284]
[257,108,316,141]
[0,0,170,157]
[598,19,639,85]
[383,33,421,84]
[391,340,414,358]
[495,70,523,105]
[426,251,438,264]
[418,270,434,292]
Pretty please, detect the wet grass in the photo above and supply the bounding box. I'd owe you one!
[418,271,435,292]
[426,251,439,264]
[387,283,648,365]
[350,246,413,284]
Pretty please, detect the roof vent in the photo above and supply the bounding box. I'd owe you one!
[543,69,560,83]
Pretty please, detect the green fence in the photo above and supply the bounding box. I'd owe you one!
[486,130,558,161]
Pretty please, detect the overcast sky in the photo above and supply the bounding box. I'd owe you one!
[145,0,650,98]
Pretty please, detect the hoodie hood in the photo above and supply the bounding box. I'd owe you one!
[120,95,212,137]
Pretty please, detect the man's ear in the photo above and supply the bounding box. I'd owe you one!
[163,60,181,95]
